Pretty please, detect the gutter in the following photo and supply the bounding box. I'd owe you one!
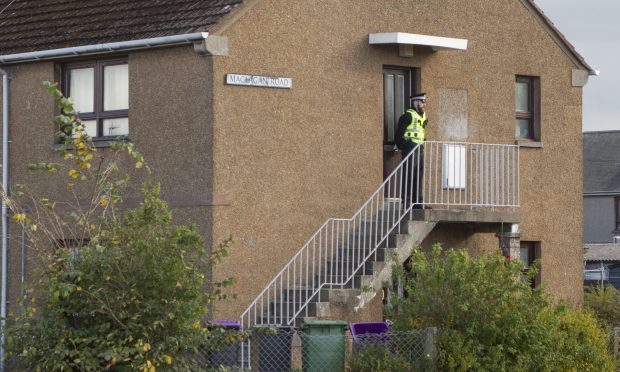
[584,192,620,197]
[0,32,214,64]
[0,67,9,372]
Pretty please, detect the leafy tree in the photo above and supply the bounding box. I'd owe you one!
[584,285,620,328]
[1,82,238,371]
[388,244,614,371]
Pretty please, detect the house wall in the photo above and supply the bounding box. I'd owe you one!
[210,0,585,319]
[0,46,217,312]
[584,196,616,243]
[0,0,587,322]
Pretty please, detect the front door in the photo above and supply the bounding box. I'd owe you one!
[383,67,416,194]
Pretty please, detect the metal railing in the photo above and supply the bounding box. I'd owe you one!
[239,141,519,330]
[421,141,520,208]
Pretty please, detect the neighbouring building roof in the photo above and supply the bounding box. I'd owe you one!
[0,0,243,55]
[584,131,620,195]
[585,243,620,262]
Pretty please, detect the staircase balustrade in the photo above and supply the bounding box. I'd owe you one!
[239,141,520,330]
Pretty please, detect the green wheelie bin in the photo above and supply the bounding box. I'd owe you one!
[301,320,348,372]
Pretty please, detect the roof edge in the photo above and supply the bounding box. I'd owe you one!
[584,192,620,197]
[520,0,598,75]
[0,33,209,65]
[209,0,258,35]
[583,130,620,135]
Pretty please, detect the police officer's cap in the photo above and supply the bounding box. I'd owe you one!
[410,93,427,102]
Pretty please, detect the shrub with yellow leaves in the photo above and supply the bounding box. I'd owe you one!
[2,83,239,371]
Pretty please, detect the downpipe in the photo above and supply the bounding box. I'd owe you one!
[0,67,10,372]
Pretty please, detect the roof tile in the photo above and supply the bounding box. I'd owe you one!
[0,0,242,55]
[585,244,620,262]
[583,131,620,194]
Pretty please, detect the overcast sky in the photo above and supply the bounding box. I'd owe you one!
[535,0,619,132]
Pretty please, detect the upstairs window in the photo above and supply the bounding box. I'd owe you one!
[63,59,128,139]
[515,76,540,141]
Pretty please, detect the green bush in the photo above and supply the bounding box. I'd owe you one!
[350,345,412,372]
[349,331,433,372]
[5,186,238,371]
[584,285,620,328]
[546,304,615,371]
[1,83,240,371]
[388,244,614,371]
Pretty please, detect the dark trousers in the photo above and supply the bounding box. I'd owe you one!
[401,145,425,208]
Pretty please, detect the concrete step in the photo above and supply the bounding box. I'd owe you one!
[376,247,397,261]
[348,222,401,235]
[281,287,329,302]
[318,274,374,289]
[330,236,392,253]
[255,316,305,328]
[266,301,330,317]
[256,313,327,328]
[344,221,407,241]
[330,248,404,267]
[333,237,398,259]
[324,260,387,275]
[358,218,409,235]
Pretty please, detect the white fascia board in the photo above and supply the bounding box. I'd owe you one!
[0,32,209,64]
[369,32,467,51]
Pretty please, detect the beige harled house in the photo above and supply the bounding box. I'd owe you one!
[0,0,596,328]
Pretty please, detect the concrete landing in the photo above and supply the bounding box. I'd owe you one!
[411,208,520,224]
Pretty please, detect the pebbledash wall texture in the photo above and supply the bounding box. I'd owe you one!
[207,0,590,319]
[0,0,592,322]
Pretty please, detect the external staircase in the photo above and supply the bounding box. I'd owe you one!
[255,208,437,328]
[240,141,520,330]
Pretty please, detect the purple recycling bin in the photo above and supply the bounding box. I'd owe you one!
[349,322,390,351]
[349,322,389,339]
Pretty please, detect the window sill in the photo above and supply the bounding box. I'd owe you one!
[515,139,543,148]
[51,138,130,152]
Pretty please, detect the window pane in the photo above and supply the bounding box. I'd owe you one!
[103,118,128,137]
[81,120,97,138]
[516,119,531,138]
[396,75,405,122]
[103,64,128,111]
[515,81,529,112]
[520,247,530,267]
[69,68,94,113]
[385,74,394,142]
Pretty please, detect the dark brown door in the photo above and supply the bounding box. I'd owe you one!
[383,68,415,185]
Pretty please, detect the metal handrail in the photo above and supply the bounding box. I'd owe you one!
[239,141,519,331]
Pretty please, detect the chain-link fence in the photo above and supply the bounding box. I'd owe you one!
[193,327,436,371]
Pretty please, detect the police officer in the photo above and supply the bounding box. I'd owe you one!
[396,93,427,208]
